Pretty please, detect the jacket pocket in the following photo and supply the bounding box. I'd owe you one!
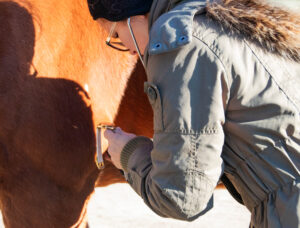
[144,82,164,132]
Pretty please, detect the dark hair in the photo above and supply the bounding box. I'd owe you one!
[87,0,153,21]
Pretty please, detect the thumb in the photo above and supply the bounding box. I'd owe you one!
[114,127,122,134]
[103,128,115,140]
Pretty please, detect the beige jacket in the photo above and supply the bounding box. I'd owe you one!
[120,0,300,227]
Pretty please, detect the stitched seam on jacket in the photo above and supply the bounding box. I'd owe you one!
[182,170,214,214]
[192,33,231,109]
[244,41,300,113]
[154,128,219,135]
[192,34,230,84]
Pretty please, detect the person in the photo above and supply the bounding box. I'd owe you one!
[87,0,300,227]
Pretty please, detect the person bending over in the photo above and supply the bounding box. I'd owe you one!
[87,0,300,227]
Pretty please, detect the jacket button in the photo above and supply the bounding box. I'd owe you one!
[147,86,157,101]
[177,35,188,45]
[153,43,162,50]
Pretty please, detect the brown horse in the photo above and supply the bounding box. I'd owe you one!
[0,0,152,227]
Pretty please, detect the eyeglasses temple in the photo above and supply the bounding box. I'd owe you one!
[127,18,146,69]
[106,22,117,43]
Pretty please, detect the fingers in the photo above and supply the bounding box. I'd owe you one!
[103,128,116,140]
[103,152,112,162]
[103,127,122,140]
[102,126,137,170]
[114,127,122,134]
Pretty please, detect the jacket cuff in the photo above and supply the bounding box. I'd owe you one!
[120,136,153,172]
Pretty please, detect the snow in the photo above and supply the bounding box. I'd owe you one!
[0,184,251,227]
[87,184,250,228]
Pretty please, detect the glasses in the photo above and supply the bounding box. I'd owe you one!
[105,22,129,52]
[105,18,146,69]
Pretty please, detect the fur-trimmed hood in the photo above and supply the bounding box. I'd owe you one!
[149,0,300,61]
[206,0,300,61]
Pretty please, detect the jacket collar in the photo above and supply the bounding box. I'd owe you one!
[147,0,300,61]
[148,0,206,55]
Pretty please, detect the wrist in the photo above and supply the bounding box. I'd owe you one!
[120,136,152,172]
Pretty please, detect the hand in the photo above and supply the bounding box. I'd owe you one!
[103,127,136,170]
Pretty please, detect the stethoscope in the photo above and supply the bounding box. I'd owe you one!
[127,17,146,69]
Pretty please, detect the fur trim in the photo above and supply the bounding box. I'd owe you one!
[206,0,300,62]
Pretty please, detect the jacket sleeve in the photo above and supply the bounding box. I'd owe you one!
[120,38,229,221]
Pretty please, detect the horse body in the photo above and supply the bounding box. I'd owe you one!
[0,0,152,227]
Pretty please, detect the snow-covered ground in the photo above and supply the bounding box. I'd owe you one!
[0,183,250,227]
[87,184,250,228]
